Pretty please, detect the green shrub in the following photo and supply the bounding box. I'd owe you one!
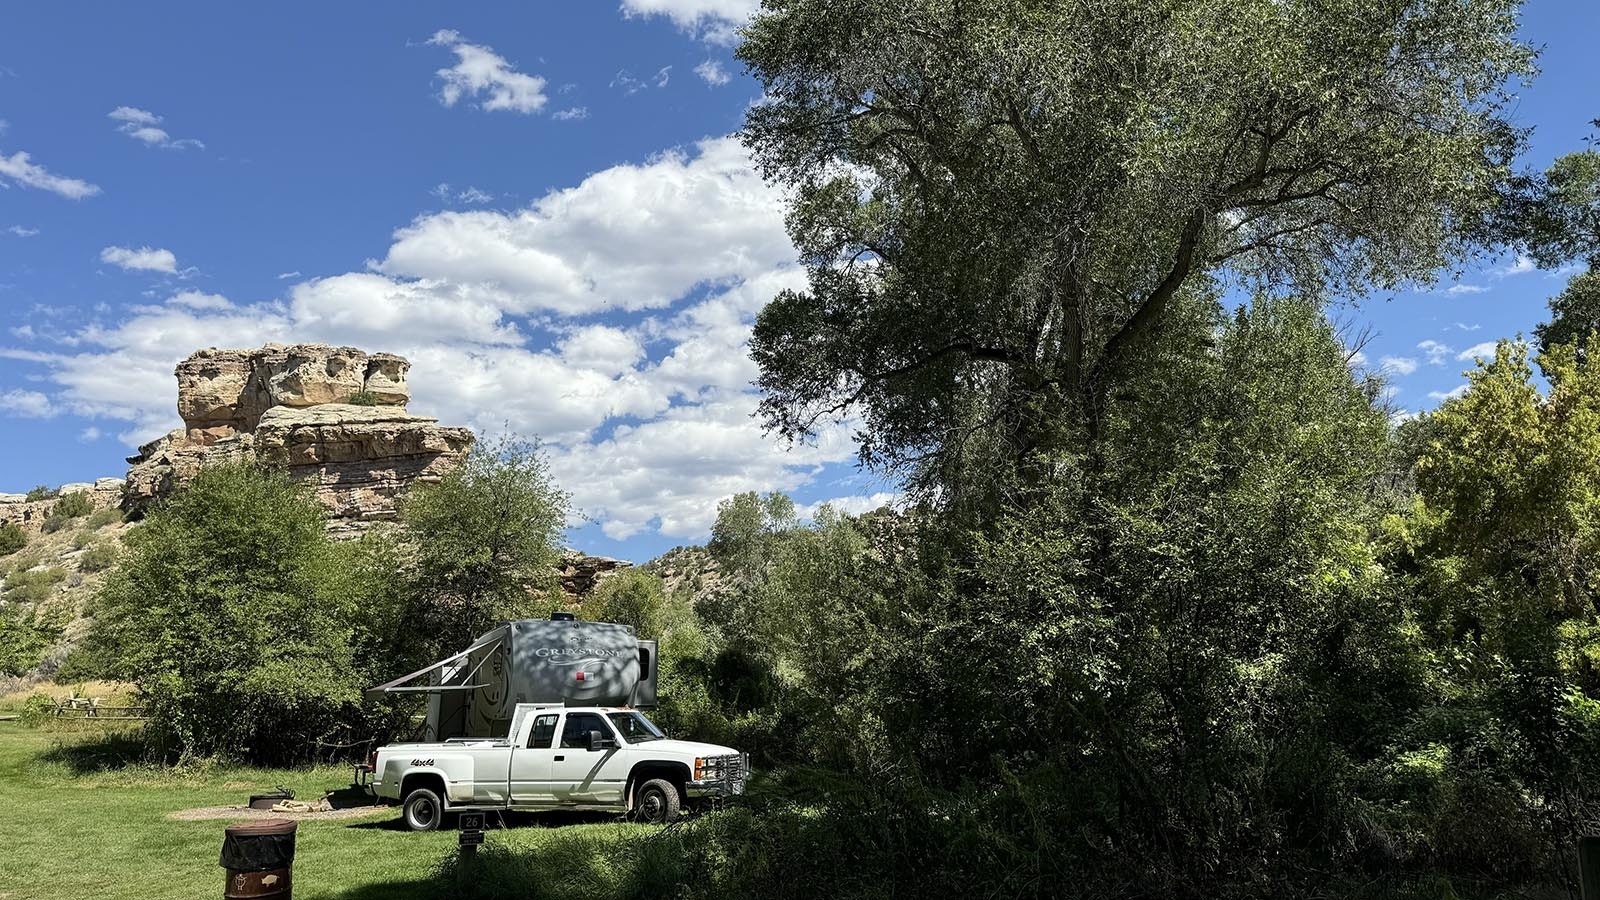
[0,604,65,677]
[90,462,407,763]
[0,521,26,556]
[52,491,94,519]
[87,508,124,529]
[71,530,95,550]
[345,390,382,406]
[580,569,667,636]
[17,693,56,726]
[2,566,67,603]
[40,515,71,534]
[79,542,117,573]
[24,485,57,502]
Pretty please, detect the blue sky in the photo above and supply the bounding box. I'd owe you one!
[0,2,1594,562]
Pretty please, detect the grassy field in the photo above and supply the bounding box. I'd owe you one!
[0,718,652,900]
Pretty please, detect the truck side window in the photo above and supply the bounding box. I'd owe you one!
[560,712,608,749]
[527,714,558,749]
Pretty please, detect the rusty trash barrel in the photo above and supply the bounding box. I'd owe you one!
[220,818,297,899]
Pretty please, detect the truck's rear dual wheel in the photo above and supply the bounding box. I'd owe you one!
[402,787,444,832]
[634,778,682,825]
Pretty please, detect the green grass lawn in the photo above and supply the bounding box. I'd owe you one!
[0,721,650,900]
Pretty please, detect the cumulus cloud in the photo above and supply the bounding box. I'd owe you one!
[1428,384,1470,402]
[694,59,731,85]
[0,388,56,418]
[1495,255,1536,278]
[1380,355,1418,376]
[552,106,589,121]
[1417,340,1453,366]
[108,106,204,150]
[2,136,826,542]
[620,0,758,42]
[1446,284,1487,295]
[6,225,38,237]
[375,136,793,315]
[1457,341,1499,361]
[797,492,901,520]
[100,245,179,274]
[0,150,100,199]
[427,30,547,114]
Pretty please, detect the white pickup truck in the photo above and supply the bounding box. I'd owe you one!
[370,702,748,830]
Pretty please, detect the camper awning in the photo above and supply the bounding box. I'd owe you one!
[363,625,507,700]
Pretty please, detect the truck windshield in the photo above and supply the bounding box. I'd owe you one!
[607,712,665,743]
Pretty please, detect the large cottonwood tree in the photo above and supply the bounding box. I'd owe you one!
[739,0,1534,483]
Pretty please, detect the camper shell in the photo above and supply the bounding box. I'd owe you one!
[367,615,659,741]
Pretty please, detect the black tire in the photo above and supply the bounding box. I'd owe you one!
[402,787,444,832]
[634,778,682,825]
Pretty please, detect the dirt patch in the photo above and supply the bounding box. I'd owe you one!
[168,804,391,822]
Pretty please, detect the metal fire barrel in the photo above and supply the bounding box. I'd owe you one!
[219,818,297,899]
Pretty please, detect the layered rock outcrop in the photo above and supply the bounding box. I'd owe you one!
[123,343,473,533]
[0,480,123,536]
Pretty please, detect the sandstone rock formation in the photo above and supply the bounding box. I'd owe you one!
[0,479,123,536]
[558,552,633,596]
[122,343,473,533]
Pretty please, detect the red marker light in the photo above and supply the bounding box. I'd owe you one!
[576,671,588,681]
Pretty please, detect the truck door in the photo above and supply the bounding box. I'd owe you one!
[509,712,560,805]
[551,712,624,804]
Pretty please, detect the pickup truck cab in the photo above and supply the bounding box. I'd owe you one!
[371,703,747,830]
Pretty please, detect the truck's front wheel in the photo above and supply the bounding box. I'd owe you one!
[634,778,682,825]
[402,787,444,832]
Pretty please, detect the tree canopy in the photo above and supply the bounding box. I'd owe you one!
[740,0,1533,485]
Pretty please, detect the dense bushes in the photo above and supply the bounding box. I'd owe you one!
[0,521,25,556]
[87,464,395,761]
[83,438,573,763]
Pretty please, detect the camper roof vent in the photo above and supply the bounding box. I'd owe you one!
[550,612,577,621]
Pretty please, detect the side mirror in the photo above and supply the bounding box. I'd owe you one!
[588,730,617,752]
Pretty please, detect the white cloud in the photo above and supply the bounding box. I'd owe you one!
[167,291,233,311]
[552,106,589,121]
[1417,340,1453,366]
[694,59,731,85]
[78,426,102,443]
[0,389,56,418]
[431,183,496,204]
[1454,322,1481,331]
[1429,384,1470,402]
[1346,350,1368,369]
[100,245,179,274]
[376,136,792,315]
[277,271,301,280]
[1,135,832,543]
[1457,341,1499,361]
[798,492,900,520]
[559,325,645,375]
[108,106,204,150]
[619,0,758,43]
[427,30,547,114]
[1379,355,1418,375]
[0,150,100,199]
[6,225,38,237]
[1495,255,1535,278]
[1446,284,1487,295]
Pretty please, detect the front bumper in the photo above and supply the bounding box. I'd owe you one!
[687,752,748,797]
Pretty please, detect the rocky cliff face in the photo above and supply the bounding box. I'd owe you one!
[0,481,124,536]
[123,343,473,533]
